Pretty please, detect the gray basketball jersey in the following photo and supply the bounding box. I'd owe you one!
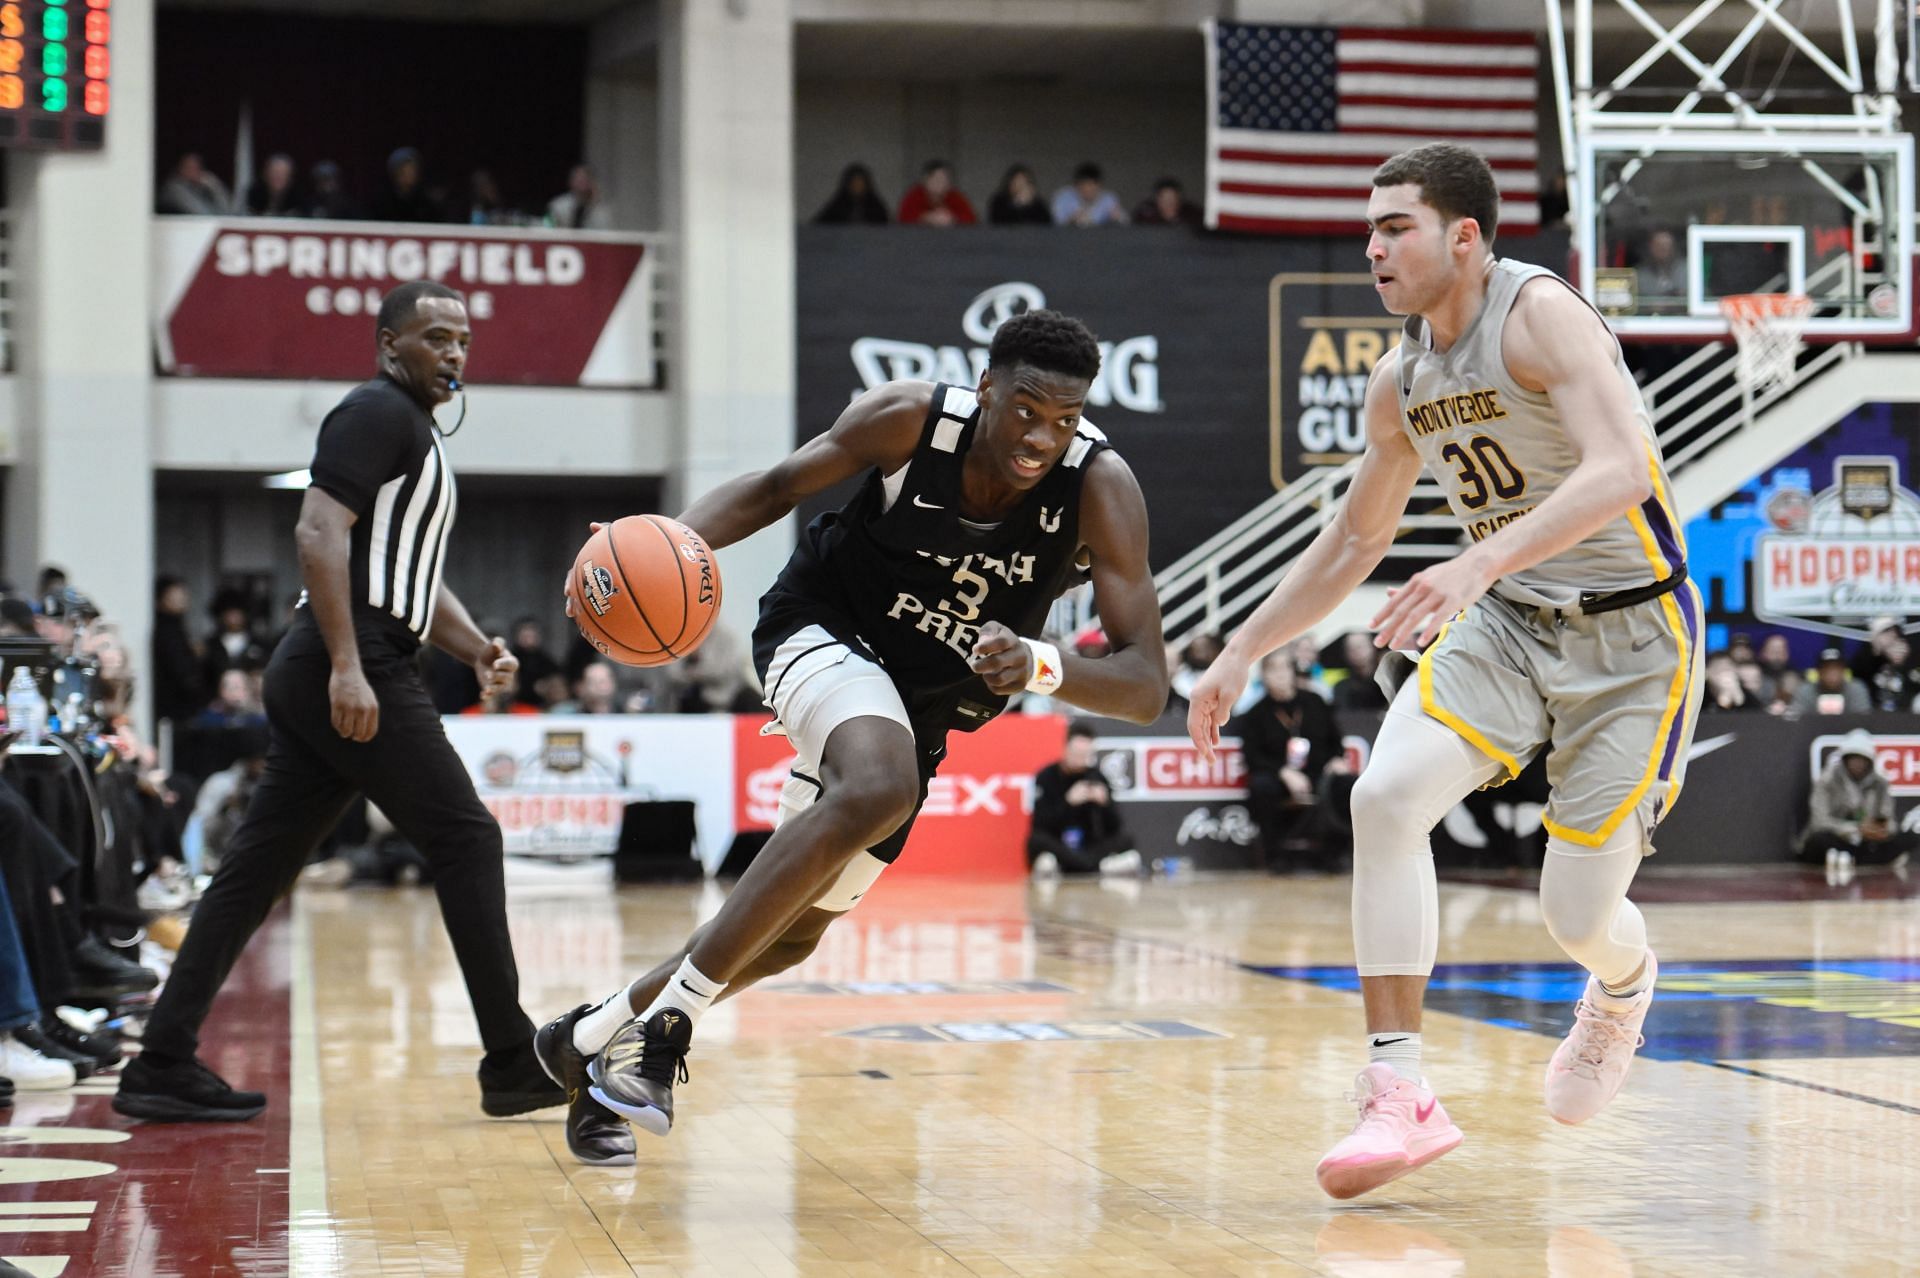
[1394,259,1685,609]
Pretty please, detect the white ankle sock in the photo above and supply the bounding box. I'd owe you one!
[640,957,726,1030]
[1596,956,1653,1008]
[572,987,637,1055]
[1367,1032,1423,1083]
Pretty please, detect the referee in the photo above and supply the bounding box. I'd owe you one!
[115,281,567,1124]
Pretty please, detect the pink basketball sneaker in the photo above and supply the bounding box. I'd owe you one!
[1315,1063,1465,1200]
[1545,952,1657,1126]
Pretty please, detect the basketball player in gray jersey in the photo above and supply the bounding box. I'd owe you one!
[1189,143,1704,1199]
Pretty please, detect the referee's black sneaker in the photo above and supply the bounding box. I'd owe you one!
[113,1054,267,1121]
[587,1007,691,1137]
[534,1005,637,1166]
[477,1041,567,1118]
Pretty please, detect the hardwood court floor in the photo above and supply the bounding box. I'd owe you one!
[10,863,1920,1276]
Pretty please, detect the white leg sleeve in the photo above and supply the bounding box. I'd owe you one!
[1351,682,1506,976]
[1538,821,1650,988]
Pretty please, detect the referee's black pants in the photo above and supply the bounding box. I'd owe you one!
[143,645,535,1062]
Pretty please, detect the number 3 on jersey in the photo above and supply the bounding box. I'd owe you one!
[1440,435,1527,510]
[938,562,989,622]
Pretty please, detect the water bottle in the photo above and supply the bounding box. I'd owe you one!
[7,667,46,746]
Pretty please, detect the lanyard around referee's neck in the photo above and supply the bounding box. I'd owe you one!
[437,389,469,438]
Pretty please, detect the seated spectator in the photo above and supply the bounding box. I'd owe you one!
[0,596,33,637]
[1292,633,1334,701]
[157,152,233,215]
[373,147,442,223]
[1756,632,1794,699]
[1169,632,1225,708]
[813,163,889,224]
[1801,729,1916,872]
[509,616,560,707]
[187,727,270,875]
[1727,631,1759,667]
[552,661,618,714]
[201,589,268,692]
[1852,616,1917,709]
[1229,651,1347,874]
[195,669,267,731]
[1332,631,1388,710]
[463,169,517,226]
[1635,228,1688,315]
[1027,722,1138,876]
[988,164,1052,225]
[1795,647,1870,715]
[532,671,570,709]
[1132,178,1201,227]
[151,575,205,727]
[547,163,611,230]
[898,160,977,227]
[671,623,760,713]
[245,153,301,217]
[461,684,541,716]
[1703,650,1759,712]
[1766,668,1805,718]
[1053,162,1127,226]
[305,160,361,220]
[0,871,81,1090]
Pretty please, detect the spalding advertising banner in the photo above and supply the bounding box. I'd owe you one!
[796,226,1568,569]
[153,218,656,387]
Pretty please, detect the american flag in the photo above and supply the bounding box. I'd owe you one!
[1205,22,1541,236]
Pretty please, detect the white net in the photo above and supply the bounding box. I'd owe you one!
[1720,293,1815,391]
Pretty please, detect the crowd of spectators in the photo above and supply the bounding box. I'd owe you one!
[0,567,182,1097]
[156,149,615,229]
[814,159,1201,228]
[1700,618,1920,718]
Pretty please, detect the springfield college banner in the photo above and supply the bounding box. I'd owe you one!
[152,218,656,387]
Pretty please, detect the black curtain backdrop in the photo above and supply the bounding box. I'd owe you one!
[154,11,588,219]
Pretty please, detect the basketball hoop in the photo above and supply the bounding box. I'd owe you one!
[1719,293,1814,391]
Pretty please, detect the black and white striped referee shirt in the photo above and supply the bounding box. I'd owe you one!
[303,374,458,658]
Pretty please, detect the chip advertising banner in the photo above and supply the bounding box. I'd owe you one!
[153,217,657,386]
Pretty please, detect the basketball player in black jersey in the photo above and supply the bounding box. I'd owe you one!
[536,310,1169,1163]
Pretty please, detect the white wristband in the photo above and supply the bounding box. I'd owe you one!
[1023,639,1065,695]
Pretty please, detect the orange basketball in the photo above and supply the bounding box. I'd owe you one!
[567,515,722,668]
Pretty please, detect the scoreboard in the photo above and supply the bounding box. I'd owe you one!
[0,0,107,150]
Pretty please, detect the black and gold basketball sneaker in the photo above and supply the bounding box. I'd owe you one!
[587,1007,691,1137]
[534,1005,636,1166]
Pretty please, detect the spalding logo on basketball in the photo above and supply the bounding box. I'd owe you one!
[580,561,621,617]
[677,539,717,606]
[566,514,723,668]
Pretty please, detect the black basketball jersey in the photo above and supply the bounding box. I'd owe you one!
[755,382,1110,731]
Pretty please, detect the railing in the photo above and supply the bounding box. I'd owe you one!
[1148,325,1862,649]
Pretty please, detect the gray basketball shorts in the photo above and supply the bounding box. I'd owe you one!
[1414,582,1705,849]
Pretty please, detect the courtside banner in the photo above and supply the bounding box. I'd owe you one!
[153,217,656,386]
[443,714,732,864]
[734,712,1066,880]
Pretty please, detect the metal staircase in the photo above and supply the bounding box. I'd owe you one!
[1142,333,1862,650]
